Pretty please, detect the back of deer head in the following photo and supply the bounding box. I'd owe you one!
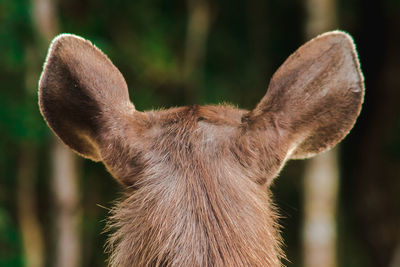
[38,31,364,266]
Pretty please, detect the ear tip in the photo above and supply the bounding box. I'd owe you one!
[318,30,354,39]
[312,30,364,85]
[39,33,99,91]
[50,33,88,48]
[46,33,98,61]
[323,30,365,89]
[41,33,88,71]
[314,30,357,50]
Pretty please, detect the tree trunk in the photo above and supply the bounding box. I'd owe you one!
[31,0,82,266]
[183,0,212,103]
[17,145,44,267]
[51,140,81,267]
[303,148,339,267]
[303,0,338,266]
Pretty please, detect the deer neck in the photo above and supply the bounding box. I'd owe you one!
[106,154,283,267]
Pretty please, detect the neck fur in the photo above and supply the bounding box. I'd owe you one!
[106,162,283,267]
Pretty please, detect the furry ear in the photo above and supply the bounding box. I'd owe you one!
[39,34,135,161]
[246,31,364,159]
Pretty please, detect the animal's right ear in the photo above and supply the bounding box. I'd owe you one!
[39,34,135,161]
[245,31,364,161]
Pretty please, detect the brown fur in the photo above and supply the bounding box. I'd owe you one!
[38,31,364,266]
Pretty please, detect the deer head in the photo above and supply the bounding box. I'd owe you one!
[38,31,364,266]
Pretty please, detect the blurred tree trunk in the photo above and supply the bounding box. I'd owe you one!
[303,148,339,267]
[31,0,82,267]
[390,242,400,267]
[183,0,212,103]
[305,0,336,40]
[17,145,44,267]
[50,139,81,267]
[303,0,338,266]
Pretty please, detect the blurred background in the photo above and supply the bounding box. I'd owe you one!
[0,0,399,266]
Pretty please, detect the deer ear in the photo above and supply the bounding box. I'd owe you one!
[247,31,364,159]
[39,34,135,161]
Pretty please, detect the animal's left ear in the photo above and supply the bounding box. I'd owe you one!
[38,34,136,162]
[245,31,364,159]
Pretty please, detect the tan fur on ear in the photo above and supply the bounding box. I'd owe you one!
[39,34,135,161]
[247,31,364,159]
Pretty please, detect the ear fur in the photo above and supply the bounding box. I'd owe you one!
[39,34,134,161]
[247,31,364,159]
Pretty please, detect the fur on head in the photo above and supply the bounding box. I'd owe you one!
[39,31,364,266]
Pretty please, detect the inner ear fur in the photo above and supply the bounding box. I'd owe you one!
[247,31,364,159]
[39,34,135,161]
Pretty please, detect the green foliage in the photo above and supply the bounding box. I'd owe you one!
[0,0,46,145]
[0,94,48,144]
[0,0,33,69]
[0,208,23,267]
